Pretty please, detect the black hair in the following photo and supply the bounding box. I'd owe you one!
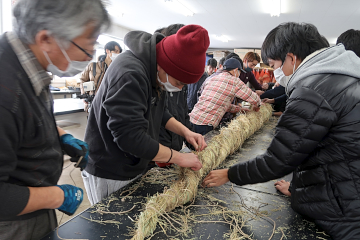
[219,57,225,66]
[207,58,217,68]
[244,52,261,62]
[321,35,330,47]
[261,22,330,65]
[161,24,185,36]
[98,54,105,62]
[154,27,166,34]
[224,52,243,69]
[337,29,360,57]
[104,41,122,55]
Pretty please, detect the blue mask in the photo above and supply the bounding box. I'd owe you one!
[244,63,253,72]
[244,67,252,72]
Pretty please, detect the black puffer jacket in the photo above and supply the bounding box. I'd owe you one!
[228,45,360,239]
[159,86,192,151]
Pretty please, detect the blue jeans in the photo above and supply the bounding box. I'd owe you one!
[192,123,213,135]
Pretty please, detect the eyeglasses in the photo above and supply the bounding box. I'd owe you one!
[71,41,93,59]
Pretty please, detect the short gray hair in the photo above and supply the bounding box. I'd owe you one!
[13,0,111,46]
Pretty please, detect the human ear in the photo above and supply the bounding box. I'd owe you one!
[35,30,54,52]
[286,53,297,65]
[157,64,165,74]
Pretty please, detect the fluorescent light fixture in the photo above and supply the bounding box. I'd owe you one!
[164,0,194,17]
[270,0,281,17]
[216,35,229,42]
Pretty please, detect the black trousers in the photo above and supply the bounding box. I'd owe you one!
[192,123,213,135]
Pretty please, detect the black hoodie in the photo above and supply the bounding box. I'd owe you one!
[84,31,172,180]
[159,86,192,151]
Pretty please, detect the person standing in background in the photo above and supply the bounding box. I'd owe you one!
[0,0,110,239]
[80,41,122,111]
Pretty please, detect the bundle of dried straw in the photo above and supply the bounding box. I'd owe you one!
[131,104,273,240]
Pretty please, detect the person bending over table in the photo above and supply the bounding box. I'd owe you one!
[202,22,360,240]
[189,58,261,136]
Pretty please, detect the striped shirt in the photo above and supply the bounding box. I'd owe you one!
[190,72,261,128]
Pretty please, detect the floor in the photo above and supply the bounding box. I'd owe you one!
[55,112,91,225]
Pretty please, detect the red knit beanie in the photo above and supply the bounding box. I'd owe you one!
[156,25,210,84]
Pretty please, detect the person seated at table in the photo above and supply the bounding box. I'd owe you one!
[189,58,261,135]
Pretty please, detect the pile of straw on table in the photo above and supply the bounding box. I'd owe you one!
[132,104,273,240]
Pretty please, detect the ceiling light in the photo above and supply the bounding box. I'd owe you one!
[164,0,194,17]
[270,0,281,17]
[216,35,229,42]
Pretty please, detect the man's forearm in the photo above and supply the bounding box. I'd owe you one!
[153,144,176,163]
[18,186,64,216]
[165,117,189,137]
[57,126,67,137]
[80,82,85,95]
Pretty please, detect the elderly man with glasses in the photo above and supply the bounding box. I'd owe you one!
[0,0,110,239]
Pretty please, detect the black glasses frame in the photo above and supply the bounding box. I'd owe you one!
[71,41,93,59]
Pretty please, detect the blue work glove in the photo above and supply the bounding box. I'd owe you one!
[57,184,84,216]
[60,134,89,171]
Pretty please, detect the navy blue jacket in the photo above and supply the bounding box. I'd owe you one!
[187,72,208,112]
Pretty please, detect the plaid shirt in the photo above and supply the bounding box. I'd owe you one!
[190,72,261,128]
[6,32,52,113]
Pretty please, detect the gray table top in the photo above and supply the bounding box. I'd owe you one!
[42,117,331,240]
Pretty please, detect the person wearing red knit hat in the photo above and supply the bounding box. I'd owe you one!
[82,24,210,205]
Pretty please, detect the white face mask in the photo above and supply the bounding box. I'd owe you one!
[273,56,297,87]
[43,40,90,77]
[110,53,119,61]
[157,72,182,92]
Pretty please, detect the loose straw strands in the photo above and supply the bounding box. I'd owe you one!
[131,104,273,240]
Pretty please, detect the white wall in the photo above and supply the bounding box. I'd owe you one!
[1,0,13,34]
[105,23,132,40]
